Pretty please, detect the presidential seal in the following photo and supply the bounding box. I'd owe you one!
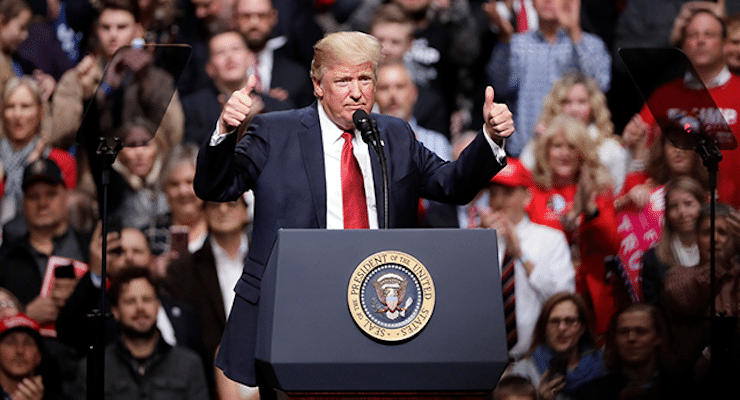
[347,250,435,342]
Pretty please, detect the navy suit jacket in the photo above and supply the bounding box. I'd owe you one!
[193,102,505,385]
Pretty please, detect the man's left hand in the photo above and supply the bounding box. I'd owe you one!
[483,86,515,146]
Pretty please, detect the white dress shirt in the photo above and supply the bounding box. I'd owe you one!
[211,233,249,317]
[498,216,576,359]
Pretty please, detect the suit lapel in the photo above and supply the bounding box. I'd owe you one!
[297,104,327,228]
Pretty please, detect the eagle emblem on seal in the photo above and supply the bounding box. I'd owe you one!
[371,272,413,320]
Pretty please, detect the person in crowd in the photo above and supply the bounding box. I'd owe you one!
[526,115,620,337]
[233,0,314,108]
[72,266,209,400]
[0,288,20,319]
[486,0,611,157]
[727,13,740,75]
[0,0,55,99]
[621,8,740,209]
[194,30,513,396]
[662,203,740,358]
[347,0,481,133]
[507,292,604,400]
[641,177,707,306]
[493,375,538,400]
[520,73,627,195]
[96,120,168,232]
[478,158,575,360]
[0,313,64,400]
[181,29,292,145]
[50,0,184,216]
[0,159,87,326]
[577,303,685,400]
[165,196,251,364]
[56,224,207,363]
[375,62,451,161]
[614,132,709,301]
[146,143,208,257]
[0,77,76,230]
[367,2,449,136]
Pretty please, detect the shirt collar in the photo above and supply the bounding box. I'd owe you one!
[318,100,358,144]
[684,66,731,89]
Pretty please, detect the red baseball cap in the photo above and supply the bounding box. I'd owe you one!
[0,313,41,344]
[490,158,533,188]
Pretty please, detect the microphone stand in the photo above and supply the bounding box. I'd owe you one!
[88,137,122,400]
[695,136,733,396]
[368,119,389,230]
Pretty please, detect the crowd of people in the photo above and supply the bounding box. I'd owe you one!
[0,0,739,398]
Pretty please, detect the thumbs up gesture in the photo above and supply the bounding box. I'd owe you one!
[483,86,515,146]
[219,74,258,135]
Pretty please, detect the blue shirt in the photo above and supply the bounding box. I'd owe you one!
[486,28,611,157]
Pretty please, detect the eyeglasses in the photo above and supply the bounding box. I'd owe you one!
[0,300,16,310]
[547,317,580,328]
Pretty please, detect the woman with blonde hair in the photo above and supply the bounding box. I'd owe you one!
[526,115,621,337]
[0,76,76,225]
[522,73,628,194]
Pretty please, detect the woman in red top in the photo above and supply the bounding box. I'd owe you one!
[526,115,621,337]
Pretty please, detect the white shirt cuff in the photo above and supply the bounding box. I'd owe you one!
[209,121,234,146]
[482,124,507,164]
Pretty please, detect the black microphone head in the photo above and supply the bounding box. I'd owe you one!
[353,109,370,127]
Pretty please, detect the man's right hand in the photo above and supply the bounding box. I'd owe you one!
[219,74,258,135]
[25,296,58,325]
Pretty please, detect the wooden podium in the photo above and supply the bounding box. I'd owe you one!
[256,229,509,399]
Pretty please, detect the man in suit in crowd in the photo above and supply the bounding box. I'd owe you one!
[233,0,315,108]
[194,30,514,394]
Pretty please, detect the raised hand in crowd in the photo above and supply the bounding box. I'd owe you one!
[669,0,726,45]
[482,0,515,42]
[556,0,582,42]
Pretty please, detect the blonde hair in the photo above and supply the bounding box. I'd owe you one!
[1,75,51,141]
[310,31,382,85]
[531,115,612,192]
[539,73,614,146]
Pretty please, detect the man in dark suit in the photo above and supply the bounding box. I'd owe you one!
[234,0,315,107]
[194,30,514,390]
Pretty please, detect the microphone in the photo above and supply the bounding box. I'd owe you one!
[353,110,379,146]
[351,110,389,229]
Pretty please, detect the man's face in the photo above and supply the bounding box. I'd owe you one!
[0,331,40,380]
[682,12,725,71]
[113,278,160,338]
[205,200,249,236]
[235,0,277,52]
[164,161,203,223]
[313,61,375,131]
[488,184,529,223]
[533,0,562,22]
[96,9,140,60]
[23,182,68,233]
[0,9,31,56]
[115,228,153,270]
[371,22,413,64]
[725,26,740,72]
[206,32,252,87]
[376,64,416,121]
[615,310,660,368]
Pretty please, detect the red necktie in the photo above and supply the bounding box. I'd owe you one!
[341,131,369,229]
[516,0,528,33]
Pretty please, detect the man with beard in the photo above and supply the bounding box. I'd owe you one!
[72,266,208,400]
[233,0,314,107]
